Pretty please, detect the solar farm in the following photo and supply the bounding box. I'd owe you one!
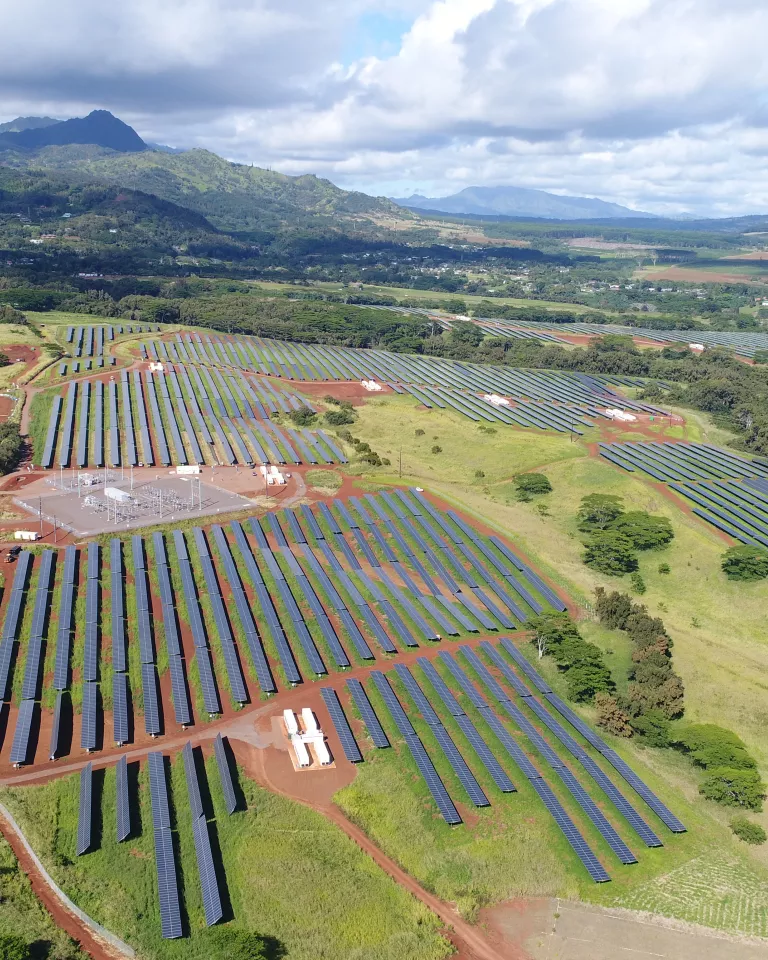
[0,481,698,946]
[2,319,768,960]
[599,440,768,546]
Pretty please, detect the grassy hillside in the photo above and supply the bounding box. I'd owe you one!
[6,148,405,234]
[0,755,450,960]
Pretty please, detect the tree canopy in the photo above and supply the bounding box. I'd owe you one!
[721,544,768,581]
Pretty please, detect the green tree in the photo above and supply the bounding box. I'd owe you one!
[449,320,483,348]
[288,406,317,427]
[564,660,615,702]
[613,512,674,550]
[577,494,624,531]
[324,409,355,426]
[629,709,670,747]
[0,935,30,960]
[730,817,767,845]
[630,572,646,594]
[721,545,768,581]
[514,473,552,496]
[699,768,766,810]
[673,724,756,770]
[431,445,442,454]
[583,531,638,575]
[593,587,632,629]
[211,929,274,960]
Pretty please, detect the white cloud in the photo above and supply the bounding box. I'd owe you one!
[3,0,768,214]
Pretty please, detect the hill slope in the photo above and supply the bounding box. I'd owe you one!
[0,146,402,234]
[393,185,652,219]
[0,116,59,135]
[0,110,146,153]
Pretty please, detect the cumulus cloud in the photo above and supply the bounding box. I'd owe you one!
[2,0,768,214]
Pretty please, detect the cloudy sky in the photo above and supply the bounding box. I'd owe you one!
[3,0,768,216]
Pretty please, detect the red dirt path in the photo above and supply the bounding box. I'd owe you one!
[0,807,121,960]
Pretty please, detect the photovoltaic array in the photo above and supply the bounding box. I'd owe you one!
[599,441,768,548]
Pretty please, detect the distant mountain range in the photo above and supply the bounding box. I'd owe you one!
[0,110,146,153]
[391,185,653,220]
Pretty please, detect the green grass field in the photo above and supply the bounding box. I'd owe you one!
[0,831,85,958]
[0,754,450,960]
[252,281,596,314]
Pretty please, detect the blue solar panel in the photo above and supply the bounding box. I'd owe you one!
[195,647,221,715]
[183,741,204,819]
[80,681,98,751]
[49,691,63,760]
[429,723,490,807]
[406,735,463,825]
[346,678,390,748]
[528,777,611,883]
[87,542,100,580]
[214,733,238,814]
[191,813,223,926]
[9,698,35,765]
[416,658,464,716]
[113,672,129,745]
[76,762,93,855]
[148,753,183,939]
[320,688,362,762]
[142,663,161,735]
[116,754,131,842]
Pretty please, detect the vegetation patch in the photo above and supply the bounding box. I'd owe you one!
[305,469,343,492]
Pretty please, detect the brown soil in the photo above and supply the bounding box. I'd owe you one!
[0,395,16,421]
[297,380,394,405]
[0,808,122,960]
[644,267,768,285]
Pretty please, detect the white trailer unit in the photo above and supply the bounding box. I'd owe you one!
[313,738,331,766]
[301,707,319,735]
[283,709,299,736]
[292,738,310,768]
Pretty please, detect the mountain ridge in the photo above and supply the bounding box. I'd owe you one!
[0,110,147,153]
[392,184,654,220]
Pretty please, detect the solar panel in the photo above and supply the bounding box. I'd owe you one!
[167,655,192,726]
[192,813,224,926]
[437,651,489,710]
[49,691,63,760]
[116,755,131,842]
[142,663,161,735]
[213,733,238,814]
[346,678,390,748]
[148,753,183,939]
[113,672,129,745]
[370,671,415,737]
[416,658,465,717]
[9,699,35,765]
[320,688,362,762]
[428,723,489,807]
[183,741,204,819]
[393,664,442,725]
[479,642,534,698]
[528,777,611,883]
[556,767,637,865]
[87,542,100,580]
[80,682,98,751]
[407,736,462,825]
[453,714,516,793]
[76,762,93,855]
[196,647,221,715]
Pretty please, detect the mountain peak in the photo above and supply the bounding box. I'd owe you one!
[391,184,653,220]
[0,110,146,153]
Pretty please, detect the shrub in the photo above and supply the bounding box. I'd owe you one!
[673,724,756,770]
[514,473,552,495]
[630,572,646,594]
[324,409,355,426]
[577,493,624,531]
[0,936,30,960]
[527,614,614,702]
[629,709,670,747]
[613,511,674,550]
[0,423,24,475]
[730,817,767,845]
[594,693,633,737]
[594,588,633,629]
[474,469,485,479]
[288,405,317,427]
[211,929,273,960]
[658,562,670,574]
[415,428,425,436]
[721,544,768,581]
[583,531,638,575]
[431,445,442,454]
[699,768,766,810]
